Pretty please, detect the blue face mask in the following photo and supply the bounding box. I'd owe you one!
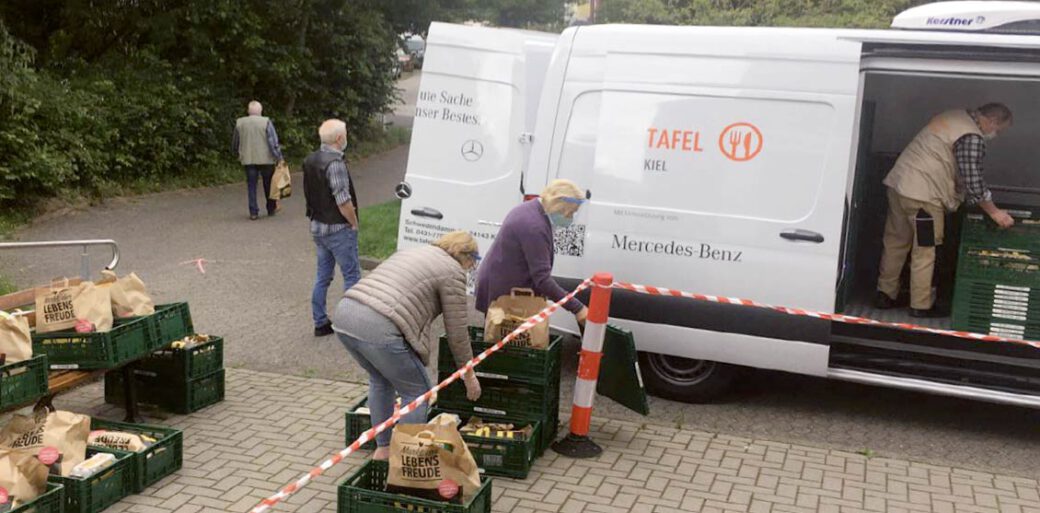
[548,212,573,228]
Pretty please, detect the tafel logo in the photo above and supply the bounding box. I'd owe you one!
[718,122,763,162]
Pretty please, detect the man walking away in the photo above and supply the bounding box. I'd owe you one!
[232,100,284,220]
[304,119,361,336]
[876,103,1014,318]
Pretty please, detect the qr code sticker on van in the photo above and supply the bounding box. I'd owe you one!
[554,224,585,257]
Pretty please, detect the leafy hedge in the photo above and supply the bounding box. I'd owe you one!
[0,0,398,209]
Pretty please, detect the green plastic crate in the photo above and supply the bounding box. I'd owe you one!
[135,337,223,381]
[438,327,562,385]
[152,303,193,347]
[432,408,540,480]
[31,316,153,370]
[11,482,63,513]
[436,373,559,455]
[952,243,1040,334]
[345,396,376,451]
[961,208,1040,251]
[337,459,492,513]
[0,355,48,409]
[48,447,134,513]
[89,418,183,492]
[104,368,225,414]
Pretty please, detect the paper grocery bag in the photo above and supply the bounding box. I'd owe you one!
[35,280,113,333]
[387,413,481,502]
[97,271,154,318]
[270,160,292,200]
[0,448,47,504]
[483,288,549,349]
[0,410,90,477]
[0,311,32,364]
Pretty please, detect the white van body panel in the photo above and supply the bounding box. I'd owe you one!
[396,23,557,254]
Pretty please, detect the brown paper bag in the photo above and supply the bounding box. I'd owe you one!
[0,410,90,477]
[97,271,154,318]
[34,280,113,333]
[483,288,549,348]
[269,160,292,200]
[0,448,48,504]
[0,311,32,364]
[387,413,481,502]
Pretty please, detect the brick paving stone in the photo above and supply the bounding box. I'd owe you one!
[0,367,1026,513]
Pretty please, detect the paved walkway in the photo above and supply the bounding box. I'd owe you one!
[52,368,1040,513]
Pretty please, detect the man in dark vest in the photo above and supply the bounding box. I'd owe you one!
[303,119,360,336]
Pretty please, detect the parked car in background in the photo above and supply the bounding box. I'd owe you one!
[404,34,426,69]
[396,47,413,73]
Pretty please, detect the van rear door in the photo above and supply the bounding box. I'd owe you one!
[396,23,557,255]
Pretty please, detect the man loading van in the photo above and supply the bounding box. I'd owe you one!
[876,103,1014,318]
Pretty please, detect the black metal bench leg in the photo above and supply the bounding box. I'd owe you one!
[122,363,141,423]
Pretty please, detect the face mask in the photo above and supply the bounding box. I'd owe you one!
[548,212,573,228]
[983,131,997,141]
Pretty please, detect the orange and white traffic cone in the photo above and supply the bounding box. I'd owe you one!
[552,272,613,458]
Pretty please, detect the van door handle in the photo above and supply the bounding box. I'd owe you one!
[411,207,443,220]
[780,230,824,243]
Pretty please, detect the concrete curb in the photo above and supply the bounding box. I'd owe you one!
[359,256,382,271]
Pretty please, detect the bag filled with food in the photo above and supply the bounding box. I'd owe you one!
[387,413,481,503]
[96,271,154,318]
[34,280,113,333]
[0,447,48,506]
[0,410,90,476]
[0,311,32,364]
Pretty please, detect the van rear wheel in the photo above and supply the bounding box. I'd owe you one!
[638,352,737,403]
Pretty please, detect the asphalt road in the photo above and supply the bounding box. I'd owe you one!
[2,71,1039,480]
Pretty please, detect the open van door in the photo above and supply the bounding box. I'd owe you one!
[395,23,558,257]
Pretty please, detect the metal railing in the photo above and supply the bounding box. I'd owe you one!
[0,239,120,280]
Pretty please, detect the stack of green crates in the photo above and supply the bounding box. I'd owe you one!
[953,208,1040,340]
[104,304,227,413]
[434,327,562,479]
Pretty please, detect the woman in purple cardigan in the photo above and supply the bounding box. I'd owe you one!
[475,179,589,325]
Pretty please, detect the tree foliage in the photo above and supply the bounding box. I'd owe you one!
[0,0,398,208]
[598,0,935,28]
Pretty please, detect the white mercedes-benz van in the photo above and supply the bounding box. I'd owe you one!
[395,1,1040,407]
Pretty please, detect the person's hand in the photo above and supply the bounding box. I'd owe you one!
[463,371,481,401]
[575,306,588,327]
[991,209,1015,229]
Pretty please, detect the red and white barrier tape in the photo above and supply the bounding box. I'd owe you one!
[613,281,1040,350]
[249,279,592,513]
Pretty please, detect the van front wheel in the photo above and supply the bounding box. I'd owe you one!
[638,352,737,403]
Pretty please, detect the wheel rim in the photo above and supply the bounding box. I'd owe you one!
[647,354,716,386]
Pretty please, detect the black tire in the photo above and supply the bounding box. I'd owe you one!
[638,352,739,403]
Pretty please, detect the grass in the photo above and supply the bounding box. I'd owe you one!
[0,275,16,296]
[358,200,401,260]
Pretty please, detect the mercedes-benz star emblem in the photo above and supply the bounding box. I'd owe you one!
[461,140,484,162]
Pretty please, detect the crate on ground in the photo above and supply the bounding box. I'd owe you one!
[432,408,540,480]
[438,327,562,385]
[90,418,183,492]
[345,396,376,451]
[32,316,153,370]
[104,368,225,414]
[338,459,492,513]
[11,482,63,513]
[0,355,48,409]
[436,372,559,454]
[48,447,134,513]
[135,336,223,381]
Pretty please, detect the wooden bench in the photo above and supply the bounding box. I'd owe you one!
[0,282,142,421]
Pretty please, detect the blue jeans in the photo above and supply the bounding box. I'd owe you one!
[338,333,431,447]
[312,228,361,327]
[245,164,276,216]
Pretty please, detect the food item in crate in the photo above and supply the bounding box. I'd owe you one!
[460,417,533,440]
[387,413,481,502]
[171,333,212,349]
[0,447,47,506]
[88,429,156,453]
[74,318,96,333]
[69,452,116,479]
[95,271,155,318]
[0,410,90,476]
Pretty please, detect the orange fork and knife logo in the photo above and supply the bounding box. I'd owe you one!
[719,122,763,162]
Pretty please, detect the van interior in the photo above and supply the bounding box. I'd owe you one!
[837,47,1040,329]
